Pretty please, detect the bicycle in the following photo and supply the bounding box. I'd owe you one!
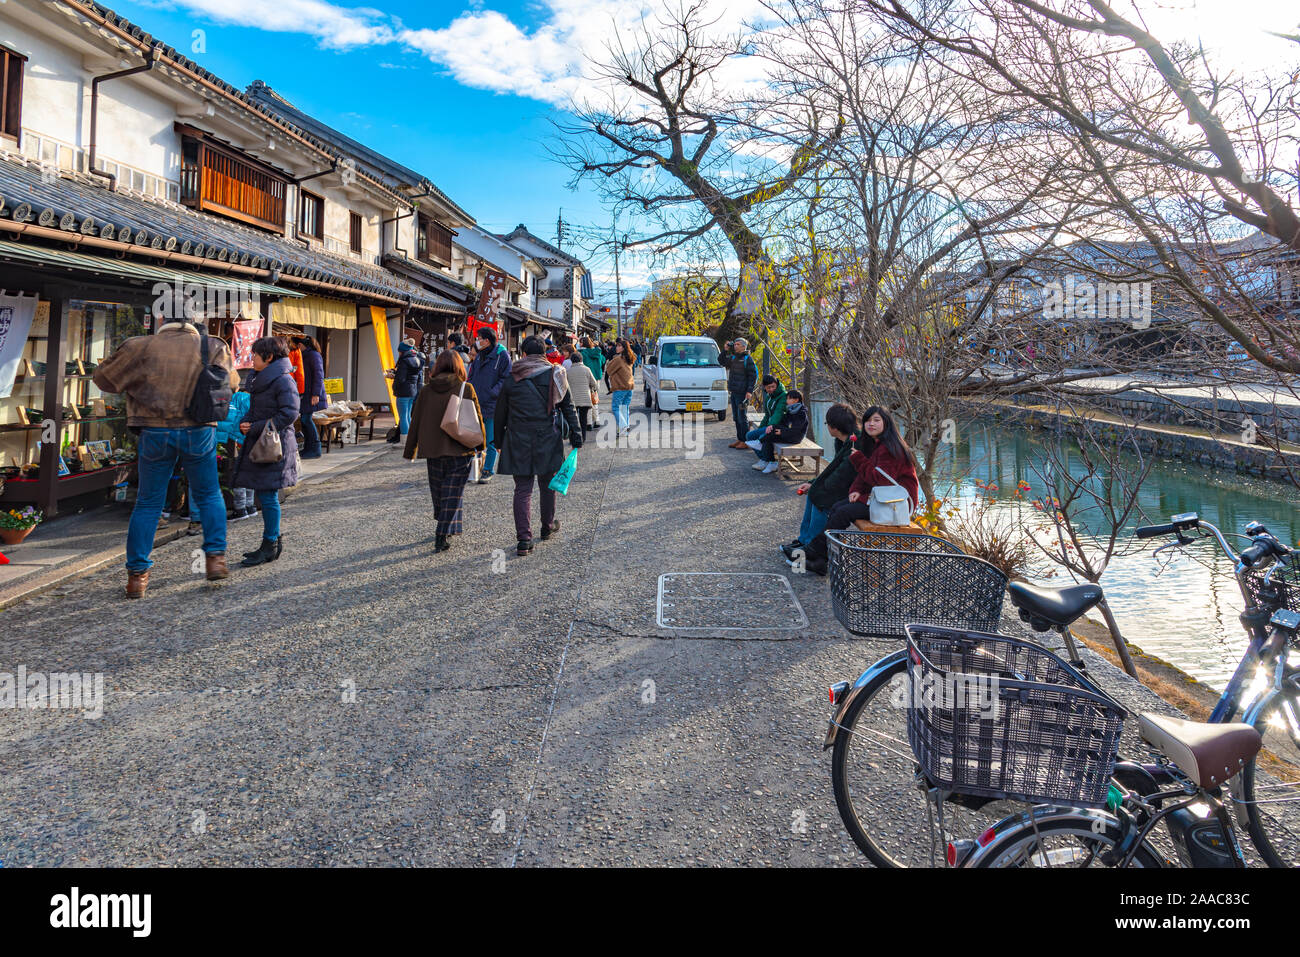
[956,609,1300,868]
[825,512,1299,867]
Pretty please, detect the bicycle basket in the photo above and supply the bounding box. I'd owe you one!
[826,530,1008,639]
[1241,556,1300,620]
[905,623,1125,807]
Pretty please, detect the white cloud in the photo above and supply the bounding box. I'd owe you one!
[158,0,396,48]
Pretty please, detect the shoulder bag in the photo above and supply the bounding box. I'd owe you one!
[248,421,283,464]
[868,466,913,526]
[441,380,485,447]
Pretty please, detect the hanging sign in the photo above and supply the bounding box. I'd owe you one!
[0,292,39,399]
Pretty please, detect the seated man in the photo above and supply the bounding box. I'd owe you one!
[741,375,787,453]
[781,403,859,559]
[752,389,809,475]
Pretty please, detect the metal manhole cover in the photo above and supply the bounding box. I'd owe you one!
[656,573,809,632]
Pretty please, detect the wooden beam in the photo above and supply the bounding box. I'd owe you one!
[36,297,67,517]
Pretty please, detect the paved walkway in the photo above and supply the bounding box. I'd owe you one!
[0,389,1181,866]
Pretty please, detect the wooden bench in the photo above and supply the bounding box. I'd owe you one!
[852,519,927,534]
[775,437,824,478]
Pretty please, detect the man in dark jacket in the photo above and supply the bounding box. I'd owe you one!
[754,389,809,475]
[724,338,759,445]
[782,403,858,559]
[495,335,582,556]
[467,327,512,482]
[388,339,425,441]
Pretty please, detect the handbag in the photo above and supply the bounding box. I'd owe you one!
[248,422,283,464]
[868,466,913,526]
[441,381,485,447]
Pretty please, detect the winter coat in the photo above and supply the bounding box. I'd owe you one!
[578,346,605,380]
[92,322,239,429]
[808,434,862,510]
[494,365,583,477]
[392,349,425,398]
[302,346,327,407]
[759,383,788,429]
[403,374,486,460]
[606,354,635,391]
[566,361,598,409]
[234,356,301,492]
[288,348,306,394]
[767,404,808,445]
[724,351,758,395]
[466,344,512,418]
[216,391,252,447]
[848,441,920,513]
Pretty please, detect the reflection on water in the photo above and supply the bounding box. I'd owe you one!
[809,401,1300,689]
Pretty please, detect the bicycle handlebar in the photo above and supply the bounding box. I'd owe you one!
[1135,523,1178,539]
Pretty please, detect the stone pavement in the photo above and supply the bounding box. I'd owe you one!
[0,393,1182,867]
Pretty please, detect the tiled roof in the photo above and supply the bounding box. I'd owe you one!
[500,225,583,267]
[0,155,459,311]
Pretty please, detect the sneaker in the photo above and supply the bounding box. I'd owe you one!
[762,461,780,474]
[745,439,762,451]
[780,543,803,562]
[156,515,170,529]
[477,472,494,485]
[751,461,767,470]
[186,521,202,536]
[805,556,828,576]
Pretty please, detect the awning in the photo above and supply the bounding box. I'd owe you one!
[273,295,356,330]
[504,305,569,331]
[0,237,302,303]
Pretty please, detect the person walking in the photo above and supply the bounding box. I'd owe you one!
[565,352,599,434]
[724,338,759,447]
[495,335,582,556]
[297,335,326,459]
[217,384,256,520]
[235,337,301,567]
[466,326,512,483]
[93,318,239,597]
[605,340,636,433]
[403,349,486,552]
[578,336,605,383]
[388,338,425,441]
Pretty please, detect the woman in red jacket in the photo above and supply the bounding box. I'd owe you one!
[798,406,919,576]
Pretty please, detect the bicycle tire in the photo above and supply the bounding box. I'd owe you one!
[1241,693,1300,867]
[973,815,1165,868]
[830,656,1015,867]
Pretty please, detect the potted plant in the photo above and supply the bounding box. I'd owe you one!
[0,506,43,545]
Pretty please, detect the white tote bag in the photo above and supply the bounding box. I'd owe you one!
[868,466,913,526]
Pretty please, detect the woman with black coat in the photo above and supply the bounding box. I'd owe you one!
[235,337,301,566]
[494,335,583,556]
[297,335,327,459]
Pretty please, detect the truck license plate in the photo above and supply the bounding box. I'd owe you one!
[685,402,703,412]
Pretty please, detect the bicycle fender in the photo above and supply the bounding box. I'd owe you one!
[823,649,909,751]
[960,805,1124,868]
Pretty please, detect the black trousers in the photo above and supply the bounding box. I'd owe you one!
[577,406,591,432]
[805,499,873,561]
[730,391,749,441]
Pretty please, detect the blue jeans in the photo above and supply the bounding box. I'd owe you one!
[483,418,498,474]
[300,394,321,456]
[128,427,226,571]
[612,390,632,430]
[798,497,829,545]
[396,396,415,436]
[258,490,281,541]
[745,426,776,462]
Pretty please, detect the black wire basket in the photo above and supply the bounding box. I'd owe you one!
[826,529,1008,638]
[1241,556,1300,619]
[905,624,1125,808]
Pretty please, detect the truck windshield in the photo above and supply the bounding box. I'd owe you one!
[659,343,720,367]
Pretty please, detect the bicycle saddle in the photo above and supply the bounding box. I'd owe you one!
[1007,581,1103,629]
[1137,713,1262,789]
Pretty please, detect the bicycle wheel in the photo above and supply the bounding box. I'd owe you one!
[974,816,1165,868]
[830,657,1017,867]
[1240,692,1300,867]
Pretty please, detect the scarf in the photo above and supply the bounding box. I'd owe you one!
[512,355,568,411]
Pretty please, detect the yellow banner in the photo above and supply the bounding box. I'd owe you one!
[370,305,398,413]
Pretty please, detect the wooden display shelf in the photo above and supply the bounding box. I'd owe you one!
[0,461,136,503]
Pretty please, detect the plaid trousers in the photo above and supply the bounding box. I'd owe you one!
[425,455,473,535]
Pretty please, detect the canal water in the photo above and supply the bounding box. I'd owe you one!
[808,405,1300,689]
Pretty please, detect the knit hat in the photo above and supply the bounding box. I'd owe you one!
[398,341,413,354]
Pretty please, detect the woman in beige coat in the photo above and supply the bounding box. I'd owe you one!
[605,341,637,433]
[403,349,486,553]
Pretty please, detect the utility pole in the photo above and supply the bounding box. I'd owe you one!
[613,232,624,339]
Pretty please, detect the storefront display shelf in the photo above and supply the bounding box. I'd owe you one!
[0,461,136,503]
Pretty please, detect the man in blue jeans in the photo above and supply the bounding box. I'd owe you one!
[94,319,240,598]
[467,327,512,482]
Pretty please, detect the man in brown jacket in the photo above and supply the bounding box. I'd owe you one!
[94,320,241,597]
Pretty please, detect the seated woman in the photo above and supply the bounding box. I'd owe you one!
[796,405,919,576]
[781,402,858,560]
[752,389,810,474]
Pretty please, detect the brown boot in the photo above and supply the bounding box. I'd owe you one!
[205,552,229,581]
[126,569,149,599]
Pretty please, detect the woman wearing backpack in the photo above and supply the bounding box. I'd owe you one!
[235,337,301,567]
[494,335,583,556]
[796,406,919,576]
[403,349,486,553]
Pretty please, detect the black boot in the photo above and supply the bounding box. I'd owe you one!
[241,537,278,567]
[435,533,450,552]
[517,539,534,556]
[540,520,560,541]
